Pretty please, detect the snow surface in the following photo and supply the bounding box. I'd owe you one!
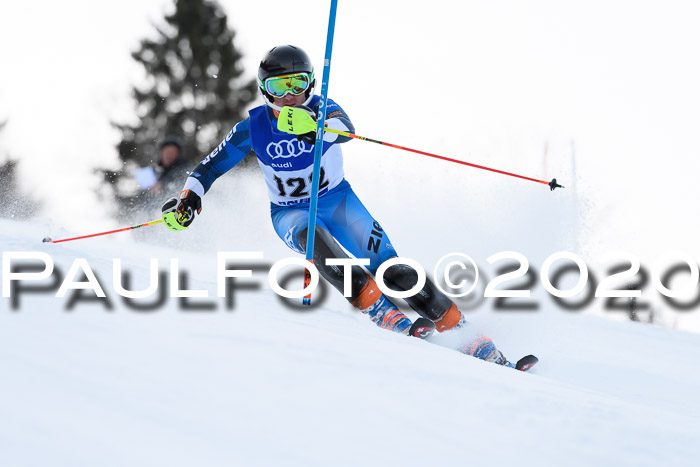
[2,213,700,467]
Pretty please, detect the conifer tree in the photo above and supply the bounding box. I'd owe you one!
[106,0,256,210]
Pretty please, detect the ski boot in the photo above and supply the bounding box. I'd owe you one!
[365,294,413,333]
[352,276,434,339]
[462,337,539,371]
[366,298,435,340]
[461,337,511,366]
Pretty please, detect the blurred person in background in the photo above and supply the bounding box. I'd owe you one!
[135,136,189,196]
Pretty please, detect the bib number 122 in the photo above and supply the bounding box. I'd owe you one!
[274,167,329,198]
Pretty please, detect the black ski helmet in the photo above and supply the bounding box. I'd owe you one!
[258,45,315,102]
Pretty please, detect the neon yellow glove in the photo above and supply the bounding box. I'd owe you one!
[277,106,318,135]
[161,190,202,232]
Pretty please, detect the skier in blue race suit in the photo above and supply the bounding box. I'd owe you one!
[162,45,510,366]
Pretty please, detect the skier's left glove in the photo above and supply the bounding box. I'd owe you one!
[161,189,202,231]
[277,105,317,145]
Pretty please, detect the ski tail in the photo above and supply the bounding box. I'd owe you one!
[512,355,538,372]
[408,317,436,339]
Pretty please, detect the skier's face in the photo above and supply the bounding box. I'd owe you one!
[272,92,306,108]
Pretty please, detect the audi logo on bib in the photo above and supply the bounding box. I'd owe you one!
[266,139,314,159]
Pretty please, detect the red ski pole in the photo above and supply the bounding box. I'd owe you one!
[324,127,564,191]
[42,219,163,244]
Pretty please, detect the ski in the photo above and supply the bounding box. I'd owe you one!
[509,354,538,372]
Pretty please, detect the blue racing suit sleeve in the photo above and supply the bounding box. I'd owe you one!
[188,118,252,194]
[315,97,355,144]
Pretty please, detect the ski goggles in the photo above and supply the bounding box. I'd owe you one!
[263,72,313,98]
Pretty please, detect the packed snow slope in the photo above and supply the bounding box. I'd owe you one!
[1,211,700,467]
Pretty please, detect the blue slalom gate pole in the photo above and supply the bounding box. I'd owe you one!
[303,0,339,305]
